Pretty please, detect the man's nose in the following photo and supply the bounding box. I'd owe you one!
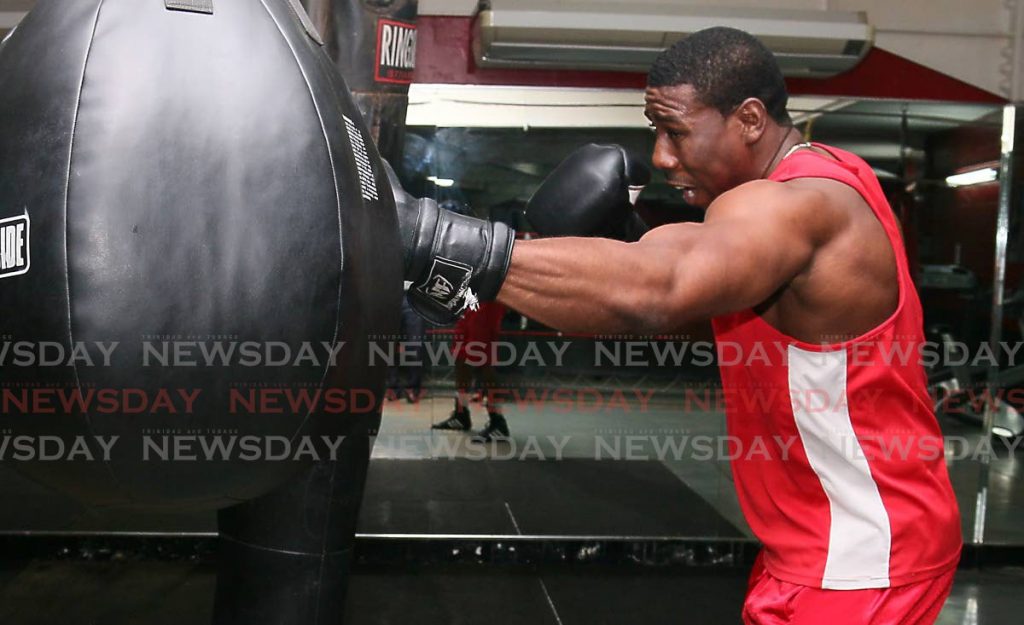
[651,133,678,172]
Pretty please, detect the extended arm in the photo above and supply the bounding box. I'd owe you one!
[390,147,829,333]
[500,180,826,334]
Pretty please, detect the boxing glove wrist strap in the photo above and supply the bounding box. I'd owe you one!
[405,198,514,325]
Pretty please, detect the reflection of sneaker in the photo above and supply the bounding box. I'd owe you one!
[471,413,510,443]
[432,407,471,431]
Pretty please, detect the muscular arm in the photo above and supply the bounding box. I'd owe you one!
[498,180,832,335]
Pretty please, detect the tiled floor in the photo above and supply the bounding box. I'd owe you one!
[935,567,1024,625]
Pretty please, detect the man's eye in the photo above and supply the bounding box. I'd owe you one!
[648,124,683,139]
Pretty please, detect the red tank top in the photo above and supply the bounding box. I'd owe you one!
[711,143,961,589]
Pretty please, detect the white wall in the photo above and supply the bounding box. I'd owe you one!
[831,0,1017,98]
[406,83,847,127]
[420,0,1023,99]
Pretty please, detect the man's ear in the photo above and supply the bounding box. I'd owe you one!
[733,98,769,145]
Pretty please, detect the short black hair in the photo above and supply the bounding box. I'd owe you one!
[648,27,791,125]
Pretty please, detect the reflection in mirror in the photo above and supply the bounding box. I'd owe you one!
[376,85,1019,549]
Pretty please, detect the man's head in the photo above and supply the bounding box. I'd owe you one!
[644,27,792,208]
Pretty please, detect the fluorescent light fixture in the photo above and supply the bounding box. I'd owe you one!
[427,176,455,188]
[945,167,997,188]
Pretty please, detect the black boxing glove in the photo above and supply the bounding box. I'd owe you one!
[526,144,652,242]
[384,161,515,326]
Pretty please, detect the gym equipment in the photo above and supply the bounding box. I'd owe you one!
[923,265,1024,443]
[0,1,400,622]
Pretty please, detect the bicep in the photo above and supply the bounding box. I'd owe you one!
[692,218,813,314]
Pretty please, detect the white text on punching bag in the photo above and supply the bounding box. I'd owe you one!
[0,213,29,278]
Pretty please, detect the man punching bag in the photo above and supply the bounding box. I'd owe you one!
[302,0,418,165]
[0,1,400,623]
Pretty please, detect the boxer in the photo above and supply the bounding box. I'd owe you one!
[391,27,961,624]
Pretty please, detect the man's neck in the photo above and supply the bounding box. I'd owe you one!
[757,126,800,180]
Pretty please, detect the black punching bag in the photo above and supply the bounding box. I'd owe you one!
[0,0,400,623]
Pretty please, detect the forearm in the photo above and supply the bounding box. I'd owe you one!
[497,238,675,335]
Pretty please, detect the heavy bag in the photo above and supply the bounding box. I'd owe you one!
[0,0,401,508]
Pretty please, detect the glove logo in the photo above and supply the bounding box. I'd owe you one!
[418,257,471,309]
[0,211,30,279]
[426,274,453,299]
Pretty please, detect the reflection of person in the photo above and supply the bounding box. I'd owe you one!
[391,27,962,625]
[431,301,509,442]
[386,295,426,403]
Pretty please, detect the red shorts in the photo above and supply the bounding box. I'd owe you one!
[742,554,956,625]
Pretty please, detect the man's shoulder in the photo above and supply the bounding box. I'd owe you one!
[707,179,851,247]
[709,178,835,220]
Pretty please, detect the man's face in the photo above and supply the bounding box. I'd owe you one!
[644,84,753,209]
